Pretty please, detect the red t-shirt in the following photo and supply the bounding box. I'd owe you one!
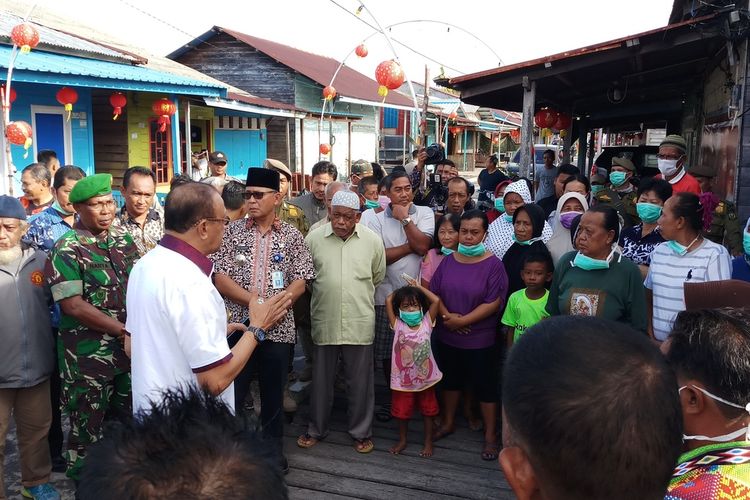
[655,171,701,195]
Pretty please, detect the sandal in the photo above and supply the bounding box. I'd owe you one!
[481,442,499,461]
[296,433,319,449]
[354,437,374,453]
[375,404,392,422]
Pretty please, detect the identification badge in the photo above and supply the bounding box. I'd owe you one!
[271,271,285,289]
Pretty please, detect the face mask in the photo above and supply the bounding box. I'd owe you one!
[364,199,380,210]
[657,158,679,178]
[679,385,750,442]
[399,309,424,327]
[609,171,628,187]
[559,211,582,230]
[743,232,750,256]
[571,245,618,271]
[503,213,513,223]
[636,202,662,223]
[440,246,454,256]
[458,242,486,257]
[666,235,700,256]
[511,234,542,246]
[591,184,605,195]
[52,200,74,216]
[494,197,505,213]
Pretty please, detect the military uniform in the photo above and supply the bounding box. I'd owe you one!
[45,224,139,480]
[592,187,635,227]
[618,189,639,226]
[277,200,308,236]
[705,198,742,255]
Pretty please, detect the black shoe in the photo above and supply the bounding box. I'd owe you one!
[51,455,66,473]
[280,456,289,475]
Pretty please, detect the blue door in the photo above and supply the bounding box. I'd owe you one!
[35,113,66,165]
[214,129,267,178]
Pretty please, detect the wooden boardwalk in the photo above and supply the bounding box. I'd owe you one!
[284,381,513,500]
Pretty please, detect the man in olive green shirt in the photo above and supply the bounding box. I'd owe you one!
[298,191,385,452]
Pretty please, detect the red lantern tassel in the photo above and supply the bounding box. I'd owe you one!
[113,107,121,120]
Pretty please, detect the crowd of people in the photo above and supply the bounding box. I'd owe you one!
[0,134,748,499]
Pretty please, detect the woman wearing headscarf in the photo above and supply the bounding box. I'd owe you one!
[502,204,550,296]
[486,179,553,260]
[731,216,750,281]
[486,180,512,224]
[547,192,588,265]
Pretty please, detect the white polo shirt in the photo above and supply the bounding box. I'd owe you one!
[364,203,434,305]
[127,235,234,414]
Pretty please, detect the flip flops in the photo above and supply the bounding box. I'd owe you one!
[354,437,374,453]
[296,433,319,448]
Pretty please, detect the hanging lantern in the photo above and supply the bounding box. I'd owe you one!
[355,44,368,58]
[322,85,337,101]
[56,87,78,121]
[553,112,572,131]
[534,108,558,129]
[6,121,33,158]
[1,84,17,108]
[509,129,521,143]
[559,129,568,138]
[375,60,405,91]
[377,86,389,98]
[319,143,331,155]
[449,126,461,136]
[448,111,458,121]
[109,92,127,120]
[152,98,177,133]
[10,23,40,54]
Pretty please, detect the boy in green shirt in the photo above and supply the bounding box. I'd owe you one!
[502,252,554,347]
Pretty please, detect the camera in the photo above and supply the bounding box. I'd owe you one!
[424,143,446,165]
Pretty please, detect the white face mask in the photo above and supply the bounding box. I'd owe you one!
[657,158,679,177]
[679,385,750,442]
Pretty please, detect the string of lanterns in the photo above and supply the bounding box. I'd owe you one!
[534,107,573,138]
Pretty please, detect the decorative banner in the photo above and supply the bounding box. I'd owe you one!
[6,121,33,158]
[10,23,40,54]
[109,92,127,120]
[56,87,78,121]
[152,98,176,133]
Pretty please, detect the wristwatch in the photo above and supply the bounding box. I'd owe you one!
[247,326,266,343]
[400,217,412,227]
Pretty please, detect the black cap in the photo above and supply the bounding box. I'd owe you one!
[246,167,280,191]
[209,151,227,164]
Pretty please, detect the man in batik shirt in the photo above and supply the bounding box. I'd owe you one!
[113,166,164,254]
[45,173,139,482]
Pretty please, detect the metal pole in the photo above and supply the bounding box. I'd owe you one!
[462,129,467,171]
[285,118,291,169]
[520,77,536,180]
[184,100,191,175]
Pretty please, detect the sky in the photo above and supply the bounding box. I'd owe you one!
[32,0,675,87]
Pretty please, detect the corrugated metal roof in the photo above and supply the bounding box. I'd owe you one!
[228,91,299,112]
[0,46,225,95]
[192,27,415,108]
[0,12,143,64]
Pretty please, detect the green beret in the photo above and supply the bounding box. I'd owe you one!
[659,134,687,154]
[69,173,112,204]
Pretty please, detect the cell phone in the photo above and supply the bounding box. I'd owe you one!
[227,318,251,348]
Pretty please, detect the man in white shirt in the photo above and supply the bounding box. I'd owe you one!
[127,182,291,415]
[363,170,434,421]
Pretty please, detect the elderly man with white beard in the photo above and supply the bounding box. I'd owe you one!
[0,195,60,500]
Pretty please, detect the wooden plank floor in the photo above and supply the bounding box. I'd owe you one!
[284,378,514,500]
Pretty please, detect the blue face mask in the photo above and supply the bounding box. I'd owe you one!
[440,246,455,256]
[399,309,423,327]
[591,184,605,195]
[666,235,700,256]
[52,199,74,217]
[636,202,662,224]
[571,246,618,271]
[744,231,750,256]
[503,213,513,223]
[512,234,542,246]
[364,199,380,210]
[457,242,486,257]
[609,171,628,187]
[494,197,505,213]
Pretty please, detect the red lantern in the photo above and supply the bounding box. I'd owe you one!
[322,85,336,101]
[1,84,17,108]
[6,121,33,158]
[449,126,461,136]
[509,129,521,143]
[319,143,331,155]
[534,108,558,129]
[152,98,177,133]
[109,92,127,120]
[448,111,458,121]
[355,44,368,58]
[11,23,40,54]
[553,112,572,131]
[375,60,405,91]
[56,87,78,120]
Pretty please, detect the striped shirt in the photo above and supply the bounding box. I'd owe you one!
[645,239,732,341]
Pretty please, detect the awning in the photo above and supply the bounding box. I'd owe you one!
[203,96,306,119]
[338,95,418,112]
[0,45,225,96]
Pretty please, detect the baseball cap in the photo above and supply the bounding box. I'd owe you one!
[209,151,227,164]
[351,159,373,176]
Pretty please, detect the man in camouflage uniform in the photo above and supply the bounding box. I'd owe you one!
[265,159,308,236]
[608,157,639,226]
[690,165,743,256]
[45,173,139,481]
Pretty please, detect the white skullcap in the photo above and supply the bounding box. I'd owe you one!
[331,190,360,210]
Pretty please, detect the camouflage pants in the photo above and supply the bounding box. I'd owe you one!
[61,372,131,480]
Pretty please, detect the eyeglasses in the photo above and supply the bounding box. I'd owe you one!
[242,191,276,200]
[204,216,231,226]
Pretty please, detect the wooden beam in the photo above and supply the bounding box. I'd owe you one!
[520,77,536,180]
